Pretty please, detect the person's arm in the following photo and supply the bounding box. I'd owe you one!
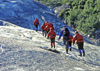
[58,30,63,40]
[72,35,77,44]
[71,35,73,41]
[47,32,50,39]
[33,20,37,25]
[33,21,35,25]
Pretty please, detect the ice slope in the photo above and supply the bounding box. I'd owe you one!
[0,0,100,70]
[0,20,100,71]
[0,0,63,35]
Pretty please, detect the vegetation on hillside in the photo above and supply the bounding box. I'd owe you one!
[37,0,100,37]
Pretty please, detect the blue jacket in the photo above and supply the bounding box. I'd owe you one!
[58,28,70,39]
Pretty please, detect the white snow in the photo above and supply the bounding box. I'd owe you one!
[0,21,100,70]
[74,67,85,70]
[10,1,17,3]
[0,0,100,71]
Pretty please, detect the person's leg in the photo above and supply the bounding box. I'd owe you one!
[44,31,47,37]
[66,40,69,49]
[77,43,82,56]
[52,38,55,48]
[81,42,85,56]
[69,41,72,51]
[65,39,69,53]
[67,40,69,53]
[78,49,82,56]
[63,39,66,46]
[42,30,44,36]
[82,49,85,56]
[51,43,53,48]
[35,25,36,31]
[50,38,53,48]
[35,25,38,31]
[46,31,49,37]
[63,39,67,53]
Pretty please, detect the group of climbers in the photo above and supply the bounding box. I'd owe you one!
[58,26,85,56]
[33,18,85,57]
[41,21,56,48]
[41,21,54,37]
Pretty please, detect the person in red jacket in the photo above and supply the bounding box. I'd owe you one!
[73,31,85,56]
[43,21,48,37]
[46,22,54,32]
[47,27,56,48]
[44,22,54,32]
[33,18,39,31]
[44,22,54,37]
[69,34,73,51]
[41,22,46,36]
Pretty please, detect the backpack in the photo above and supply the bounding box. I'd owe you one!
[63,28,69,40]
[76,34,83,41]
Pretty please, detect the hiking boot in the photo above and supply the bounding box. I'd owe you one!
[36,30,38,32]
[66,49,68,54]
[78,54,82,57]
[70,48,72,51]
[51,46,53,48]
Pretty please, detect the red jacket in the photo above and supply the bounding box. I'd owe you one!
[47,28,56,38]
[41,22,47,30]
[33,18,39,25]
[73,34,84,43]
[44,22,54,31]
[69,35,73,42]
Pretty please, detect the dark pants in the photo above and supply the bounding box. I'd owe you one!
[69,41,72,47]
[77,42,83,50]
[50,38,55,48]
[77,42,85,56]
[50,38,55,43]
[35,25,38,31]
[63,39,69,48]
